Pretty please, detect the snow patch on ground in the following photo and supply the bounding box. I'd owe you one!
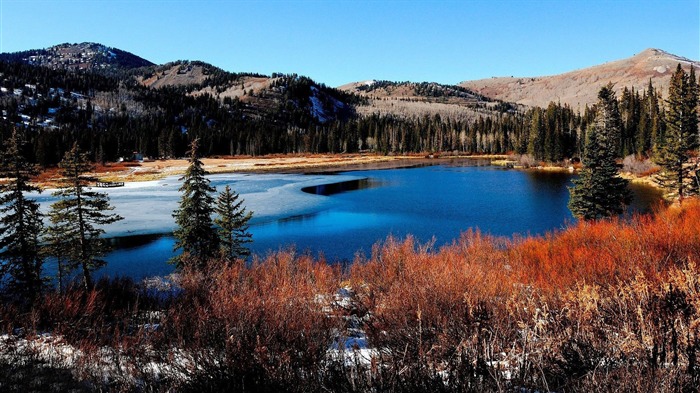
[325,286,380,367]
[309,86,345,123]
[656,49,698,65]
[0,332,190,388]
[309,86,329,122]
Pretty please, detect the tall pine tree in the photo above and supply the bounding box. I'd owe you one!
[656,65,700,203]
[0,129,45,300]
[45,202,72,294]
[47,143,123,290]
[569,85,631,220]
[172,138,219,270]
[215,185,253,261]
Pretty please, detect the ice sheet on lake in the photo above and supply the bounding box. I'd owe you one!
[29,173,364,237]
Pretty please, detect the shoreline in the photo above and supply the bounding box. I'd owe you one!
[32,154,509,188]
[27,153,665,197]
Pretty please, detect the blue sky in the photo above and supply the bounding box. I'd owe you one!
[1,0,698,87]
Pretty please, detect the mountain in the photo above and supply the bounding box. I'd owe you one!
[0,43,357,123]
[0,42,154,73]
[2,42,692,164]
[460,48,700,109]
[0,43,366,163]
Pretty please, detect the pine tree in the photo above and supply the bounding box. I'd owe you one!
[172,138,219,270]
[569,85,631,220]
[47,143,123,290]
[45,201,72,294]
[637,79,663,156]
[528,107,545,161]
[0,129,45,300]
[215,185,253,260]
[656,65,700,203]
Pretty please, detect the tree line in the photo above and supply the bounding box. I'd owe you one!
[2,58,692,168]
[0,82,676,165]
[570,65,698,219]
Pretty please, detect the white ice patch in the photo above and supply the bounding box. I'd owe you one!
[29,173,364,237]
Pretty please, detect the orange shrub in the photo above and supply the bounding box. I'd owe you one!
[2,200,699,391]
[161,251,344,391]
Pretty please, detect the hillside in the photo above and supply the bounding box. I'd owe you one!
[338,80,517,121]
[460,48,700,109]
[136,62,356,123]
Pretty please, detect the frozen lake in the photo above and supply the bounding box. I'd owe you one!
[30,161,665,280]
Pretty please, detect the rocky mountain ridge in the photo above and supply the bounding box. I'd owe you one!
[459,48,700,108]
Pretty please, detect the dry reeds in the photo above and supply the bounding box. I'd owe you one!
[1,201,700,391]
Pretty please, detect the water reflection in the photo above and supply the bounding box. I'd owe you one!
[301,178,379,196]
[442,158,492,167]
[627,182,668,214]
[278,212,321,224]
[106,233,168,250]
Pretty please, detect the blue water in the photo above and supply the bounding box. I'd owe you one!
[92,163,662,280]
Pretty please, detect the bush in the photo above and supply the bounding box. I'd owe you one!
[162,252,344,392]
[622,154,660,176]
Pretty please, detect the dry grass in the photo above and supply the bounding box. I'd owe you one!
[2,200,700,391]
[28,154,438,187]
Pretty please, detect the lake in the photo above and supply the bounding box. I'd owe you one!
[38,160,664,280]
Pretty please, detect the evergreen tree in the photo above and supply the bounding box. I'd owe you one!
[214,185,253,260]
[656,65,700,203]
[636,79,663,155]
[45,202,72,294]
[172,138,219,270]
[528,107,545,160]
[47,143,123,290]
[569,85,631,220]
[0,129,44,300]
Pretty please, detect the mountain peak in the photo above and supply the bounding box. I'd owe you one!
[0,42,154,72]
[636,48,664,56]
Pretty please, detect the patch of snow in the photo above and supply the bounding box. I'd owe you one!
[326,347,379,367]
[0,333,193,387]
[309,86,329,123]
[653,49,698,65]
[309,86,345,123]
[654,65,669,74]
